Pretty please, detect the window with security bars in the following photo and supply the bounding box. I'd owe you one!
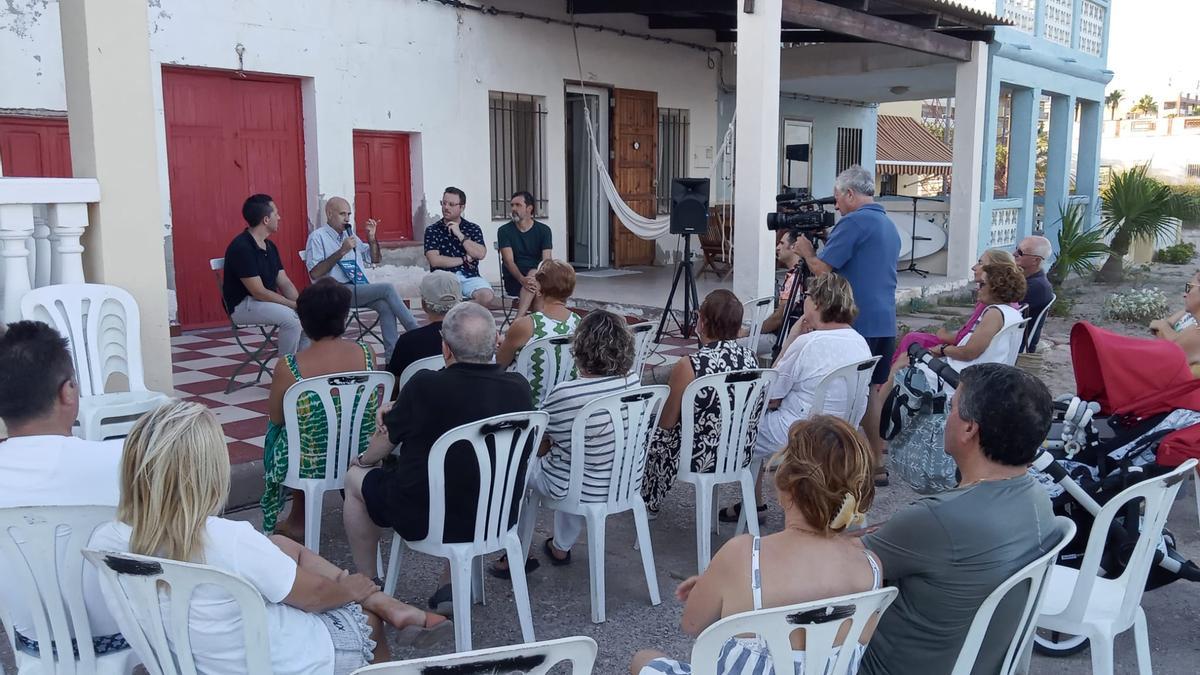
[836,127,863,176]
[488,92,548,220]
[657,108,690,214]
[1188,164,1200,180]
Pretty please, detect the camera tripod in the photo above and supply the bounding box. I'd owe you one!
[770,248,815,361]
[656,234,701,342]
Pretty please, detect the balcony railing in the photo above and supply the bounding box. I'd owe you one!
[999,0,1107,57]
[0,178,99,322]
[989,198,1023,248]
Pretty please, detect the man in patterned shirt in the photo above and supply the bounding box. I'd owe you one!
[423,187,495,307]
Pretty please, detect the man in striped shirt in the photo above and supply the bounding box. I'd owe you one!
[490,310,639,576]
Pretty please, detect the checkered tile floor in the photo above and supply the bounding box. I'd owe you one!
[171,309,700,466]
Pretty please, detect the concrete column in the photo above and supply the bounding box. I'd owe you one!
[1043,94,1076,245]
[732,0,782,303]
[1075,98,1103,229]
[58,0,173,392]
[1071,0,1084,50]
[1034,0,1048,38]
[948,42,989,279]
[1008,87,1042,240]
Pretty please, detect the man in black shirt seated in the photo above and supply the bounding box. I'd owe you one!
[1015,235,1054,352]
[385,271,460,382]
[222,194,307,354]
[342,301,533,615]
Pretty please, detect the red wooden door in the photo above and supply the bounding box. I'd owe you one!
[353,131,413,243]
[0,116,72,177]
[162,67,308,328]
[611,89,658,267]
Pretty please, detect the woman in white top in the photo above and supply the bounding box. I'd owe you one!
[631,416,883,675]
[721,273,871,523]
[89,401,450,675]
[882,261,1027,401]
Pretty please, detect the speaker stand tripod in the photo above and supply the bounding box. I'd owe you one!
[656,234,700,342]
[901,195,941,278]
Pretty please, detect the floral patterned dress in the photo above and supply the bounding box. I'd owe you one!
[641,339,758,512]
[260,342,378,532]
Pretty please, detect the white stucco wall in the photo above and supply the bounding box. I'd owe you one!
[1,0,720,282]
[1101,132,1200,185]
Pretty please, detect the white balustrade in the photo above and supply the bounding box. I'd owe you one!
[1043,0,1073,46]
[989,201,1021,248]
[0,178,100,323]
[1079,1,1105,56]
[1002,0,1036,34]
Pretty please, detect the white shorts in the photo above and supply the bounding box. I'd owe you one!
[456,272,493,298]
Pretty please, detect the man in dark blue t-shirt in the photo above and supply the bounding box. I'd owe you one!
[794,166,901,478]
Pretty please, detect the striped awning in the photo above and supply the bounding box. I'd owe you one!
[876,115,954,177]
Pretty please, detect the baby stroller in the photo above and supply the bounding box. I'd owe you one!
[901,324,1200,656]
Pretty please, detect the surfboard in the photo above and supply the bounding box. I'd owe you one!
[889,212,948,262]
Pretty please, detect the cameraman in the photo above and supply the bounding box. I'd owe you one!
[760,231,805,338]
[793,165,900,483]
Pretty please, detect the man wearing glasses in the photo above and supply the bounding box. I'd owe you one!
[423,187,495,306]
[1014,235,1054,351]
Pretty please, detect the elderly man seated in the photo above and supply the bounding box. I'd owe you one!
[0,321,130,662]
[1014,234,1054,351]
[341,302,533,615]
[855,363,1057,674]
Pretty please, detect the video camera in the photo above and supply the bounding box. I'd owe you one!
[765,188,836,233]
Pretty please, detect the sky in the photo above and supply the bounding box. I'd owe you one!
[957,0,1200,98]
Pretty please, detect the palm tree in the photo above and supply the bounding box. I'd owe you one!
[1105,89,1124,120]
[1096,165,1200,282]
[1048,203,1108,286]
[1128,94,1159,119]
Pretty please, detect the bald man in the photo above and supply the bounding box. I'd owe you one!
[304,196,417,355]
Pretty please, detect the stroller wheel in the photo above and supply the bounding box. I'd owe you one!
[1033,629,1089,657]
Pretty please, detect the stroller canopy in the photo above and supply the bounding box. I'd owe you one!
[1071,322,1200,467]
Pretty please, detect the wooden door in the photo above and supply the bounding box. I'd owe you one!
[352,131,413,243]
[0,116,72,177]
[610,88,658,267]
[162,67,308,328]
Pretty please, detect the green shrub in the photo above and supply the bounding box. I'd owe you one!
[1168,184,1200,228]
[1153,242,1197,264]
[1102,288,1169,323]
[1050,295,1075,318]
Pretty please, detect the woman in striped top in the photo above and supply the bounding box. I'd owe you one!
[490,310,638,576]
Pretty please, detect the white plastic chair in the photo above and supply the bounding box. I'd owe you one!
[689,587,898,675]
[209,258,279,394]
[1021,293,1057,354]
[397,354,446,390]
[298,251,383,345]
[0,506,139,675]
[20,283,171,441]
[996,317,1031,366]
[949,516,1077,675]
[383,410,550,652]
[739,296,774,356]
[811,356,880,428]
[1034,459,1198,675]
[513,334,577,407]
[677,368,778,573]
[629,322,656,381]
[82,549,272,675]
[350,635,598,675]
[518,385,669,623]
[282,370,394,553]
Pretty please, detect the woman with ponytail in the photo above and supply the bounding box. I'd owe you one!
[631,416,884,675]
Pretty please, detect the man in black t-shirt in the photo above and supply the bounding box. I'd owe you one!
[221,194,306,354]
[497,191,553,318]
[342,302,534,615]
[385,271,460,384]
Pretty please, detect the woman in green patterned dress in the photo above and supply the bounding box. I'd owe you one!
[497,259,580,403]
[262,278,381,540]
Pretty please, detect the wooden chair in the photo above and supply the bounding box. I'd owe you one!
[698,210,733,280]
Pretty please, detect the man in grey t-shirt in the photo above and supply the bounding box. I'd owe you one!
[859,363,1056,675]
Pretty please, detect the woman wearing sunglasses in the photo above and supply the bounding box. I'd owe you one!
[1150,271,1200,374]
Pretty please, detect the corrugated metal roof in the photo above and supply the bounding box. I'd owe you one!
[876,115,954,176]
[889,0,1010,27]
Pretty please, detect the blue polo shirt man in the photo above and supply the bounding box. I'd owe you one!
[794,166,901,468]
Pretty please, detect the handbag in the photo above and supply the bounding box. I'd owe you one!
[884,366,958,495]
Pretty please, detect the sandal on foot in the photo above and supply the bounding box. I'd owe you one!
[487,554,540,580]
[543,538,572,566]
[718,502,767,524]
[427,584,454,617]
[395,612,455,648]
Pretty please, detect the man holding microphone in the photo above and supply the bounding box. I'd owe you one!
[305,196,418,357]
[792,165,901,484]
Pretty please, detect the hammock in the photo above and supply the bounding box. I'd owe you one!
[581,106,737,244]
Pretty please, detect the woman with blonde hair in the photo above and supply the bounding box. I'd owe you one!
[890,249,1019,365]
[89,401,449,675]
[631,416,883,675]
[497,258,580,402]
